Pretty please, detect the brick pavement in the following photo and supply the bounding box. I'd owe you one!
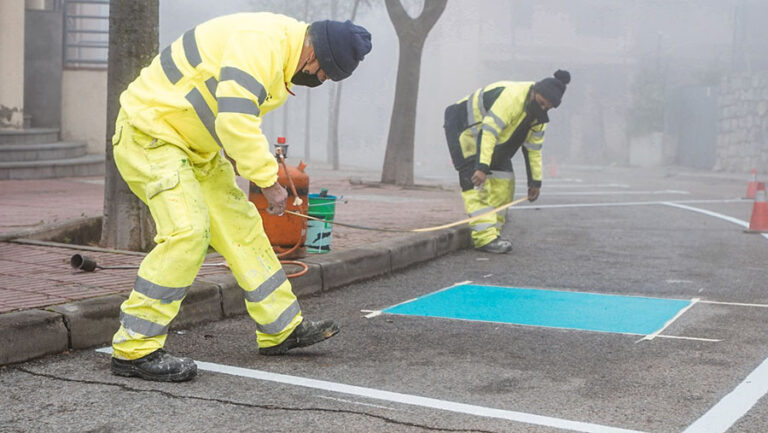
[0,162,467,314]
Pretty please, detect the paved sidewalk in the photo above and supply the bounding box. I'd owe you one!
[0,161,471,364]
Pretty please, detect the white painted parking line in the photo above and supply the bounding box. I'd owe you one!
[683,355,768,433]
[699,300,768,308]
[532,183,631,189]
[195,361,648,433]
[516,181,632,191]
[509,198,744,210]
[661,202,768,240]
[514,190,690,196]
[661,202,749,227]
[95,347,645,433]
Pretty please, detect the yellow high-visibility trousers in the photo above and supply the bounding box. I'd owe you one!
[111,115,302,360]
[460,174,515,247]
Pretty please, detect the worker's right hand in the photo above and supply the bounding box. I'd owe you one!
[262,182,287,216]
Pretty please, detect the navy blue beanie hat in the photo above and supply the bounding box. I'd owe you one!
[309,20,372,81]
[534,70,571,108]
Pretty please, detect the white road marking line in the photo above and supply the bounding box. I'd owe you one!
[509,198,744,211]
[661,202,749,227]
[96,347,645,431]
[544,178,583,183]
[195,361,649,433]
[545,183,631,188]
[637,298,700,342]
[699,300,768,308]
[363,310,382,319]
[653,335,721,342]
[682,356,768,433]
[661,202,768,240]
[529,190,690,196]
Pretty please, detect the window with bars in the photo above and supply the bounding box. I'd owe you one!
[63,0,109,69]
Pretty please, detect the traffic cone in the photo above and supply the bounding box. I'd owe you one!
[745,169,758,199]
[547,158,559,178]
[745,182,768,233]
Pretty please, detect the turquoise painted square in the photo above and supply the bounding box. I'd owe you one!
[383,284,692,335]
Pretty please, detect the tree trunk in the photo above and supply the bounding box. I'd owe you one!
[303,0,312,161]
[100,0,158,251]
[326,0,362,171]
[327,81,340,169]
[381,0,447,185]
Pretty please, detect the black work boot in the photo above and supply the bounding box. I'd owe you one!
[476,238,512,254]
[111,349,197,382]
[259,319,339,356]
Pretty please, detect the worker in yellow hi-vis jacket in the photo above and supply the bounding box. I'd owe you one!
[109,13,371,382]
[444,70,570,254]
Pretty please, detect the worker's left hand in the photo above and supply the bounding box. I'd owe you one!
[527,187,540,202]
[262,182,287,215]
[471,170,487,188]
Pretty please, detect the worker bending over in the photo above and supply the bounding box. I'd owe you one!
[109,13,371,382]
[443,70,570,253]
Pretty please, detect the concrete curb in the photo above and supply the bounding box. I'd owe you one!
[0,226,470,366]
[0,215,102,243]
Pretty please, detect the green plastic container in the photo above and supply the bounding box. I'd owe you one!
[306,193,336,253]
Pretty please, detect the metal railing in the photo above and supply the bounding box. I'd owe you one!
[63,0,109,69]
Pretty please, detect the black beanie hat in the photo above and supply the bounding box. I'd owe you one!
[309,20,372,82]
[534,70,571,108]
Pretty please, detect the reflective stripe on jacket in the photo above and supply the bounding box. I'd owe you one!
[119,12,306,188]
[455,81,546,187]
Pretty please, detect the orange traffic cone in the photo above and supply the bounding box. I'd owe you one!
[745,169,758,199]
[547,158,559,178]
[746,182,768,233]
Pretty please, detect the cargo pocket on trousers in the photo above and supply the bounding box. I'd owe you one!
[145,171,193,243]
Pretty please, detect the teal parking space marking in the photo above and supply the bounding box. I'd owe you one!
[383,284,692,335]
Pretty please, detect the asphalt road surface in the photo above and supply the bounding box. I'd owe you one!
[2,166,767,433]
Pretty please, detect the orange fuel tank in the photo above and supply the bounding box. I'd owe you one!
[248,138,309,259]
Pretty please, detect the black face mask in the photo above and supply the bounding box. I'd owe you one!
[291,70,323,88]
[290,58,323,87]
[527,100,549,124]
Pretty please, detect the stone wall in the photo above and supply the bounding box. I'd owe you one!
[717,74,768,173]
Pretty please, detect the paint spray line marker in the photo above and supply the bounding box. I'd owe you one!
[95,347,647,433]
[636,298,700,343]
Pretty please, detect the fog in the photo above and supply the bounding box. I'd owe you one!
[160,0,768,181]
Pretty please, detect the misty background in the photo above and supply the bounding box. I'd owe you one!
[159,0,768,181]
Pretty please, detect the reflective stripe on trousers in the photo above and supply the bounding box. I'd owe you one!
[460,175,515,248]
[111,116,302,360]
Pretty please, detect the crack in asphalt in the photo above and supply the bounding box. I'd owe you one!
[15,367,499,433]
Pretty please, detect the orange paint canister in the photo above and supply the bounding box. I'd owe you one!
[248,138,309,258]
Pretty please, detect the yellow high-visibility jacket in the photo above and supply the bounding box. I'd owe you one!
[456,81,546,187]
[119,12,307,188]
